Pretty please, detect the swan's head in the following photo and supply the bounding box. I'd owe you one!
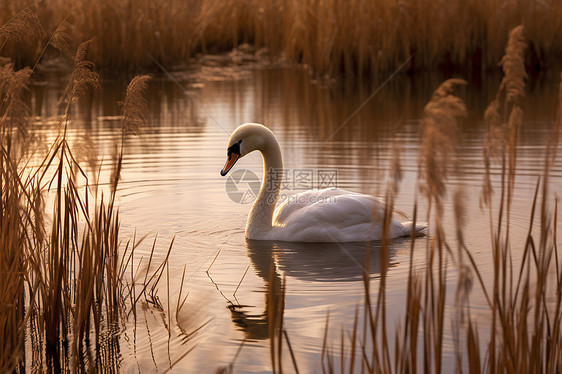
[220,123,277,176]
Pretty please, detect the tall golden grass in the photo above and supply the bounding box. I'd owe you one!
[0,14,179,370]
[1,0,562,76]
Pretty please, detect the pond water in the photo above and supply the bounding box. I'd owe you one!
[31,66,562,372]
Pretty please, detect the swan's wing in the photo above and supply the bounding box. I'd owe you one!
[270,188,415,242]
[273,188,364,224]
[273,189,418,242]
[277,194,384,241]
[273,189,379,229]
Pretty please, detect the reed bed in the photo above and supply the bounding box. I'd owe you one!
[1,0,562,76]
[0,21,179,370]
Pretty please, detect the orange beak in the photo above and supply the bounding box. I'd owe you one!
[220,153,240,176]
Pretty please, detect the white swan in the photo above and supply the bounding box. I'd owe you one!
[220,123,426,242]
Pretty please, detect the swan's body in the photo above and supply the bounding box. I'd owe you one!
[221,123,426,242]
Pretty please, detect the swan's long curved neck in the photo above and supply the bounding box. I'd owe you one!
[246,133,283,238]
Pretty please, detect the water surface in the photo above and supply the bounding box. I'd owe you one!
[31,67,562,372]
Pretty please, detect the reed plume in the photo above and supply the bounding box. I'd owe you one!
[110,74,151,192]
[0,8,45,47]
[419,78,467,213]
[121,74,151,136]
[482,25,526,199]
[49,21,72,57]
[68,41,99,103]
[498,25,527,109]
[0,61,32,150]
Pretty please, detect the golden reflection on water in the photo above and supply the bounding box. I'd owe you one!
[27,67,562,372]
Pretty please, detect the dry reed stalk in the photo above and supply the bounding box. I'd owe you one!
[395,203,421,374]
[0,144,28,372]
[176,264,189,321]
[417,79,466,373]
[233,264,251,298]
[0,51,48,373]
[373,147,405,372]
[478,25,527,373]
[451,187,476,372]
[321,311,333,373]
[2,0,562,76]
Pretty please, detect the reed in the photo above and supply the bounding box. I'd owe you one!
[1,0,562,76]
[315,25,562,373]
[0,22,176,369]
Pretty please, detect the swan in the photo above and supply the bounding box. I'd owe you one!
[220,123,426,242]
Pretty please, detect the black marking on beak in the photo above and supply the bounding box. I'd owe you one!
[227,140,242,158]
[221,140,242,176]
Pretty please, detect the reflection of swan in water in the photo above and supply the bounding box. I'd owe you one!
[228,238,408,340]
[246,239,398,282]
[220,123,426,242]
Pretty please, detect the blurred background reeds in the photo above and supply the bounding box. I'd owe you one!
[1,0,561,76]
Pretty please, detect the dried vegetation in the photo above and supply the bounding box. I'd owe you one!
[0,10,189,372]
[1,0,562,76]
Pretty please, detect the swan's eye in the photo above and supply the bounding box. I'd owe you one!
[227,140,242,159]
